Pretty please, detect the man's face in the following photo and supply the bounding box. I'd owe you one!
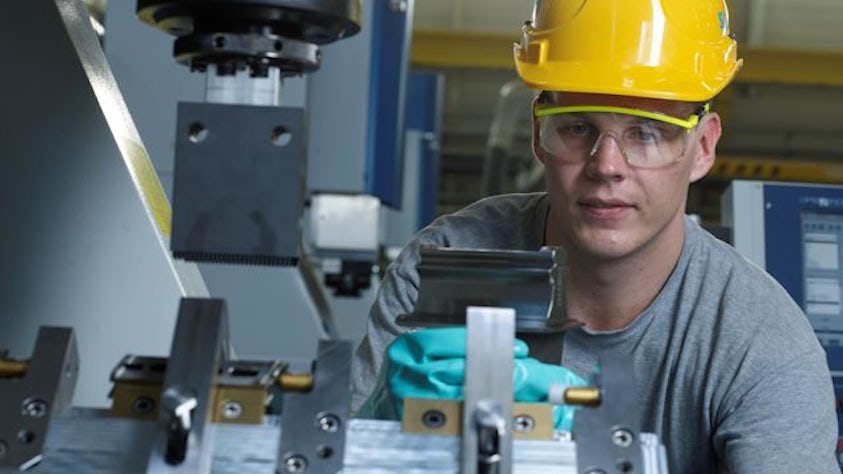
[534,91,721,262]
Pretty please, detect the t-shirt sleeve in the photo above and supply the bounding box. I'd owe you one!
[350,243,422,411]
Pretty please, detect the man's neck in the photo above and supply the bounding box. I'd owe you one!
[554,220,686,332]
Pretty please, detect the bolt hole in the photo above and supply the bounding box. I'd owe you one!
[189,123,208,143]
[17,430,35,444]
[271,127,292,147]
[132,396,155,415]
[213,35,226,49]
[274,40,284,51]
[617,460,634,473]
[421,409,446,429]
[316,445,333,459]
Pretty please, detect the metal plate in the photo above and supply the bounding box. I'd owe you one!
[170,103,305,266]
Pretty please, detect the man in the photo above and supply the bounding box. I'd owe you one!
[352,0,840,472]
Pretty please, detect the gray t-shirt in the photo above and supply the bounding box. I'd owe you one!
[351,192,840,473]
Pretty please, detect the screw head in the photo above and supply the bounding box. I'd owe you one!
[612,428,634,448]
[21,399,48,418]
[221,401,243,420]
[317,413,341,433]
[513,415,535,433]
[283,454,308,473]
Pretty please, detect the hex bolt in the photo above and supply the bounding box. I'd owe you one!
[283,454,308,473]
[21,399,48,418]
[421,409,446,429]
[317,414,341,433]
[221,401,242,420]
[513,414,535,433]
[584,470,607,474]
[612,428,634,448]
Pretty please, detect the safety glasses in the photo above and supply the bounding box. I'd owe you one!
[535,103,709,168]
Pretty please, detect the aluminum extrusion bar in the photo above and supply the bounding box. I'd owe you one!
[398,247,577,332]
[26,414,667,473]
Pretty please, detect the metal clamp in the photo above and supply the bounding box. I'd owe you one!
[146,298,228,473]
[573,354,645,474]
[461,306,515,474]
[0,327,78,470]
[278,339,352,473]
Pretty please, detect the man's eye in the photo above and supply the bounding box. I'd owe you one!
[559,122,593,137]
[628,125,662,143]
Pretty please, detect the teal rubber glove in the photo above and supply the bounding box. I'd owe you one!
[357,327,586,431]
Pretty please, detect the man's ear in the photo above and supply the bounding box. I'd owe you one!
[689,111,722,183]
[532,96,547,165]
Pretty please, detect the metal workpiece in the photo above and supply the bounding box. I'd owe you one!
[461,307,516,474]
[170,102,305,266]
[0,327,78,471]
[279,339,353,473]
[573,354,646,474]
[136,0,362,75]
[398,247,579,333]
[147,298,229,473]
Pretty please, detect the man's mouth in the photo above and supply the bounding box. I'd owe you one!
[580,198,634,209]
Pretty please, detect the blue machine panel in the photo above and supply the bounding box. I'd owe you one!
[365,0,413,208]
[764,184,843,355]
[405,71,443,229]
[762,183,843,457]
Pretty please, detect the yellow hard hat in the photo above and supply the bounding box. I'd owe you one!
[514,0,743,102]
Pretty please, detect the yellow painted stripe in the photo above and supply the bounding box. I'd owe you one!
[709,155,843,184]
[121,138,172,238]
[411,29,843,88]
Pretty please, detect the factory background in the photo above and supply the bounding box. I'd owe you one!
[3,0,843,469]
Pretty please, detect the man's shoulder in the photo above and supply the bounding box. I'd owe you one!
[681,220,820,356]
[419,192,548,249]
[451,192,547,218]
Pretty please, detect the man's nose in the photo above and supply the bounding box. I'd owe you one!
[586,131,627,178]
